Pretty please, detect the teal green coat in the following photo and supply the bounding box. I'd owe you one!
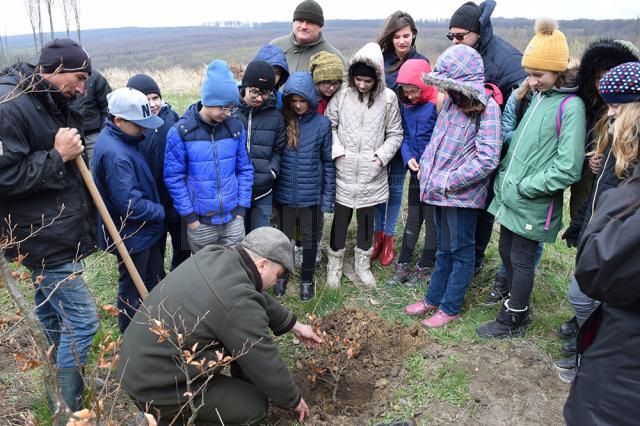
[489,89,586,242]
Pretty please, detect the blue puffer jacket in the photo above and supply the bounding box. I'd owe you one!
[164,103,254,225]
[275,72,335,212]
[477,0,527,103]
[93,120,165,254]
[139,104,180,221]
[235,94,286,200]
[255,44,290,110]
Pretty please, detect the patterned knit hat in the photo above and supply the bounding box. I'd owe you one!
[598,62,640,104]
[309,52,344,83]
[522,18,569,72]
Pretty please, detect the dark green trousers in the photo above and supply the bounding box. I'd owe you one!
[136,375,268,425]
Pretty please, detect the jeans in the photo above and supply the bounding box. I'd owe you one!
[397,172,436,267]
[330,203,375,251]
[425,207,478,316]
[374,153,406,236]
[246,194,273,232]
[116,240,165,332]
[187,217,246,253]
[495,242,544,284]
[278,205,320,282]
[31,262,99,368]
[568,276,600,326]
[498,226,539,310]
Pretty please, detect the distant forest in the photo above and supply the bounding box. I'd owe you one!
[2,18,639,70]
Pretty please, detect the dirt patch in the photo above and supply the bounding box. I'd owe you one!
[268,308,569,425]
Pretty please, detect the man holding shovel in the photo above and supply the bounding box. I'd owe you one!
[0,38,99,413]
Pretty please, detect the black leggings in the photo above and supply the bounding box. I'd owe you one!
[278,205,320,282]
[330,203,375,251]
[498,225,540,310]
[397,172,436,267]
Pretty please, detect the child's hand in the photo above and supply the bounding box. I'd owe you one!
[372,156,383,167]
[407,158,420,172]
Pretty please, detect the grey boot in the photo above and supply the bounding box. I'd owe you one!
[47,368,84,422]
[326,247,345,289]
[354,246,376,288]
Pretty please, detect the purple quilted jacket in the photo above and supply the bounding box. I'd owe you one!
[418,45,503,209]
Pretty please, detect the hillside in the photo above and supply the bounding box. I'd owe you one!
[2,18,639,70]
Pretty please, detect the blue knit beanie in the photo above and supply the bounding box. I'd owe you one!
[201,60,240,107]
[598,62,640,104]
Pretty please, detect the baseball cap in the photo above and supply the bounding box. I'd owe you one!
[107,87,164,129]
[241,227,295,274]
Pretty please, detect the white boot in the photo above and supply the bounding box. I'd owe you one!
[354,246,376,288]
[326,247,345,289]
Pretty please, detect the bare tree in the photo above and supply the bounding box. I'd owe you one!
[0,33,5,68]
[25,0,40,55]
[36,0,44,50]
[69,0,81,43]
[43,0,55,39]
[61,0,71,38]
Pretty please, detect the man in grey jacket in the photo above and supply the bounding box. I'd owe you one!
[271,0,345,72]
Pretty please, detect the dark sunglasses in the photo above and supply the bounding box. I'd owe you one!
[446,30,471,41]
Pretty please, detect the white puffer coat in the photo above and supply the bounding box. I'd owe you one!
[327,42,403,209]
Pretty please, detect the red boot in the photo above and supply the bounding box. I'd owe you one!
[371,231,384,261]
[380,234,395,267]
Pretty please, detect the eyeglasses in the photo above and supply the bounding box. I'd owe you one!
[219,105,238,114]
[248,88,272,99]
[446,30,471,41]
[319,80,341,89]
[401,87,421,97]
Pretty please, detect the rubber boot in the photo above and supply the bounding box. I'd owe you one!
[326,247,345,289]
[354,246,376,288]
[274,272,288,297]
[476,299,531,339]
[300,280,315,302]
[380,234,395,267]
[371,231,384,261]
[48,368,84,423]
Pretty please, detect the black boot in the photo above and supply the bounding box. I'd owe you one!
[481,275,510,306]
[558,316,579,339]
[562,336,577,355]
[274,273,288,297]
[387,263,410,287]
[476,300,531,339]
[300,280,315,302]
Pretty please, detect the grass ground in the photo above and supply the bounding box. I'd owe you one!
[0,90,577,425]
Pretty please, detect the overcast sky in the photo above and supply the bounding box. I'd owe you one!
[3,0,639,36]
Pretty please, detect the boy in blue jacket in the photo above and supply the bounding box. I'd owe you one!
[127,73,191,271]
[93,87,166,332]
[164,60,254,252]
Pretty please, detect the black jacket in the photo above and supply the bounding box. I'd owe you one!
[564,166,640,425]
[235,95,285,201]
[477,1,527,104]
[72,71,111,133]
[0,63,97,268]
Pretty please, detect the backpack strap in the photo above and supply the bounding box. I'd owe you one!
[556,94,577,137]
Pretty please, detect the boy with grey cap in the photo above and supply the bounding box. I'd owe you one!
[117,227,321,424]
[93,87,166,332]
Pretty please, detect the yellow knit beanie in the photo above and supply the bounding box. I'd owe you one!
[309,51,344,83]
[522,18,569,72]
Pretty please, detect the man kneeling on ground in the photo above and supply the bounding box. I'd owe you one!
[117,227,322,424]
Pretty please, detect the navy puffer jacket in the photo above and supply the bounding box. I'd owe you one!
[477,0,527,103]
[164,103,253,225]
[139,104,180,221]
[93,120,165,254]
[255,44,290,110]
[235,95,286,200]
[275,72,335,212]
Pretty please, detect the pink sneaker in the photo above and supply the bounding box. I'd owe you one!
[421,310,461,328]
[404,300,438,316]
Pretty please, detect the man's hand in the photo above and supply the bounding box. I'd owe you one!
[561,225,581,248]
[293,397,310,422]
[407,158,420,172]
[188,220,201,230]
[291,321,323,348]
[54,127,84,162]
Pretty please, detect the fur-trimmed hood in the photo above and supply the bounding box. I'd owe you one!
[578,39,640,113]
[347,42,386,99]
[423,44,489,105]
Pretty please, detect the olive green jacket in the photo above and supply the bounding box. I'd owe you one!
[489,88,586,242]
[117,245,300,408]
